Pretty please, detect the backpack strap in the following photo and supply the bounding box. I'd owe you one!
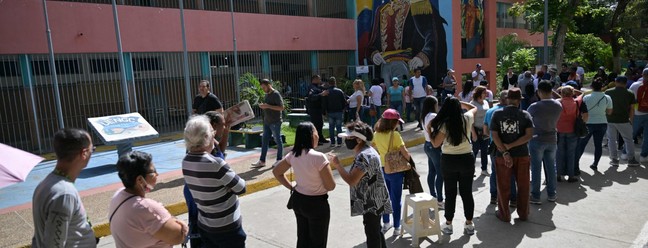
[109,195,137,223]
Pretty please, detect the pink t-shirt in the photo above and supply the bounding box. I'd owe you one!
[285,149,330,196]
[108,189,173,248]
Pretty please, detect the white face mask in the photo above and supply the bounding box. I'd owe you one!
[140,177,154,193]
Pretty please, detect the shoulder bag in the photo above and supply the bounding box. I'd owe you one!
[573,101,589,138]
[384,131,411,174]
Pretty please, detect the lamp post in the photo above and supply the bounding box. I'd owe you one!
[230,0,241,103]
[544,0,549,64]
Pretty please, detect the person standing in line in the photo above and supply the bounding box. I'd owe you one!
[403,76,414,122]
[442,69,457,104]
[518,71,535,110]
[32,128,97,248]
[183,116,247,247]
[479,80,494,103]
[459,80,474,103]
[273,122,336,248]
[307,75,330,145]
[573,62,585,83]
[489,88,533,222]
[484,91,517,207]
[330,122,392,248]
[408,68,429,130]
[606,76,639,167]
[373,109,412,236]
[430,98,478,236]
[323,77,348,148]
[471,63,486,87]
[369,78,385,127]
[386,77,406,131]
[252,79,285,168]
[502,67,518,90]
[423,96,444,208]
[109,151,189,248]
[348,79,366,122]
[555,86,589,182]
[470,86,491,176]
[527,81,562,204]
[576,79,613,171]
[193,80,223,114]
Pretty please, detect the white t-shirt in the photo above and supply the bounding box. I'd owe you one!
[440,111,474,154]
[370,85,383,106]
[630,81,648,116]
[285,149,330,196]
[349,90,363,108]
[472,70,486,86]
[424,112,437,142]
[411,76,426,98]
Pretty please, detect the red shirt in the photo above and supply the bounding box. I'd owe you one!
[557,96,582,133]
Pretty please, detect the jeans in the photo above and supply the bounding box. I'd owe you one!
[556,132,578,177]
[199,225,246,248]
[576,123,607,167]
[529,139,557,200]
[183,184,202,248]
[495,156,530,221]
[405,102,413,122]
[424,142,443,202]
[441,153,475,222]
[413,97,425,127]
[382,169,404,228]
[472,128,489,171]
[369,105,381,128]
[389,101,404,130]
[348,108,360,122]
[292,191,330,248]
[633,114,648,157]
[363,212,387,248]
[607,122,635,161]
[489,154,517,200]
[260,122,283,162]
[327,112,343,145]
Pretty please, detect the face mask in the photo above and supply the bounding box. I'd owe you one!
[140,177,154,193]
[345,138,358,150]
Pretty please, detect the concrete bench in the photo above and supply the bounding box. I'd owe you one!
[291,108,307,113]
[229,128,263,149]
[287,113,309,128]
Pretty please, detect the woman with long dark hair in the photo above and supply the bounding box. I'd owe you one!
[459,80,474,102]
[430,97,477,236]
[422,96,444,208]
[273,122,336,248]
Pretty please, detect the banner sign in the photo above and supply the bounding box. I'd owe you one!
[87,112,159,145]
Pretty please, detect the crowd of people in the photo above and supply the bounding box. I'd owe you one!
[29,63,648,248]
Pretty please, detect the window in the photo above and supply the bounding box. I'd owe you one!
[0,61,20,77]
[31,60,81,75]
[90,58,120,73]
[133,57,162,71]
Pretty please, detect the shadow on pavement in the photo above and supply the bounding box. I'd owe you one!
[153,177,185,190]
[238,166,274,181]
[79,164,116,179]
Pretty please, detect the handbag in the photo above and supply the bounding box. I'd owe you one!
[384,131,411,174]
[286,189,295,209]
[573,101,589,138]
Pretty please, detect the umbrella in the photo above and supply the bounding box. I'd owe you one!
[0,143,44,189]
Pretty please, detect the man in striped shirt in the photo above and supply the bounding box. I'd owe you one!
[182,115,247,247]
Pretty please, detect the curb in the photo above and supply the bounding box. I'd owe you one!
[21,135,426,246]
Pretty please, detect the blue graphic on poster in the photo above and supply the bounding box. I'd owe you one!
[357,0,448,88]
[88,112,159,144]
[461,0,485,58]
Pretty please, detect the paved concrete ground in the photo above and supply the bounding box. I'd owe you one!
[97,142,648,248]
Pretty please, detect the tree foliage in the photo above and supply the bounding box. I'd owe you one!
[496,34,533,76]
[564,32,613,70]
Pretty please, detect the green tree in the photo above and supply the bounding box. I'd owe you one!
[564,32,613,70]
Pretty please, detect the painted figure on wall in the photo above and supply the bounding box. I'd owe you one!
[461,0,485,58]
[357,0,448,89]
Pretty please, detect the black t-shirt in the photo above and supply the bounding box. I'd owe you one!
[192,93,223,114]
[559,72,570,83]
[490,106,534,157]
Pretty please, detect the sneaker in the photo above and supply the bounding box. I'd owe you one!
[441,223,453,235]
[589,164,598,171]
[641,156,648,164]
[336,144,342,147]
[393,227,401,237]
[621,153,628,161]
[509,200,517,208]
[251,161,266,168]
[628,159,640,167]
[567,177,579,183]
[381,223,392,233]
[610,159,620,166]
[548,195,557,202]
[481,170,490,176]
[438,201,445,210]
[490,196,497,205]
[329,144,335,148]
[271,161,281,168]
[530,197,541,205]
[464,222,475,235]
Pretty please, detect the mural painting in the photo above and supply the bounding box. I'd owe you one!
[461,0,485,58]
[357,0,448,87]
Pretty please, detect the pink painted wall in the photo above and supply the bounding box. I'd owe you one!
[0,0,356,54]
[496,28,547,47]
[452,0,498,94]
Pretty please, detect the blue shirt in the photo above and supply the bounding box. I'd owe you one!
[388,86,404,102]
[583,92,613,124]
[484,105,504,140]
